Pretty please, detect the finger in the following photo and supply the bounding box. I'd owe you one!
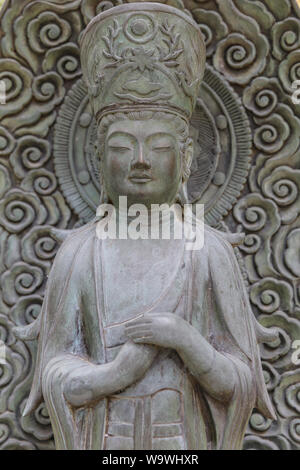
[126,318,152,327]
[132,335,154,344]
[125,318,153,328]
[125,325,151,334]
[145,313,173,321]
[126,329,152,338]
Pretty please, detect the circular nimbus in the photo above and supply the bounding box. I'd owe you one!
[53,65,252,227]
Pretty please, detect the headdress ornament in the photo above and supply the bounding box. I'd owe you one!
[80,3,206,123]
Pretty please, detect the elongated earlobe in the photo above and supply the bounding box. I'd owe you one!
[182,138,194,183]
[96,142,110,205]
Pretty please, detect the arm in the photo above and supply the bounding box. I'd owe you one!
[63,341,158,407]
[175,319,236,402]
[125,313,238,403]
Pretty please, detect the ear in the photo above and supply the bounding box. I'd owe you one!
[183,138,194,182]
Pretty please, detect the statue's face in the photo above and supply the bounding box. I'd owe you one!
[102,119,183,208]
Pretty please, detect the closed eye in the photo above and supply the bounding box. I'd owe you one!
[108,146,131,152]
[152,146,173,152]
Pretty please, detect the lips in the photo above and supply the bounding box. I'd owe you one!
[129,172,153,183]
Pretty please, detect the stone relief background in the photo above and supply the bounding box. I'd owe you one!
[0,0,299,450]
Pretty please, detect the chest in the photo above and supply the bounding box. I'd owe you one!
[100,238,188,326]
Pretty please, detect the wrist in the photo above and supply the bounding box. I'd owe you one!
[173,317,193,353]
[198,347,216,375]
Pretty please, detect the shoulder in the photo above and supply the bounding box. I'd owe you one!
[192,224,236,263]
[49,221,97,282]
[187,226,232,282]
[204,225,235,255]
[56,221,96,258]
[194,225,241,279]
[202,226,246,295]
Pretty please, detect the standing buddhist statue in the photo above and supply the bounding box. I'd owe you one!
[16,2,277,450]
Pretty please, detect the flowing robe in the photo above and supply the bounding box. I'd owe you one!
[17,221,276,450]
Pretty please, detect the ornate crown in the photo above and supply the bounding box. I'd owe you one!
[80,3,206,123]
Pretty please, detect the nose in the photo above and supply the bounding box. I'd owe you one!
[131,143,151,170]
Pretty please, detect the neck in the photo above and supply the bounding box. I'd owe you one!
[96,200,186,241]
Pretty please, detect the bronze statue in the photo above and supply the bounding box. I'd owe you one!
[15,2,277,450]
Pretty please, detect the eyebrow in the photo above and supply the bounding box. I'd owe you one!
[148,133,174,139]
[107,131,174,140]
[107,131,135,140]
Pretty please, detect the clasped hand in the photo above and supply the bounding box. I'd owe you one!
[63,313,188,408]
[125,312,186,350]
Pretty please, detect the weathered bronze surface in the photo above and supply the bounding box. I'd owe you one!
[0,0,300,451]
[11,2,276,450]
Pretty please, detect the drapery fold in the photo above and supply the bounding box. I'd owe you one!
[15,222,276,449]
